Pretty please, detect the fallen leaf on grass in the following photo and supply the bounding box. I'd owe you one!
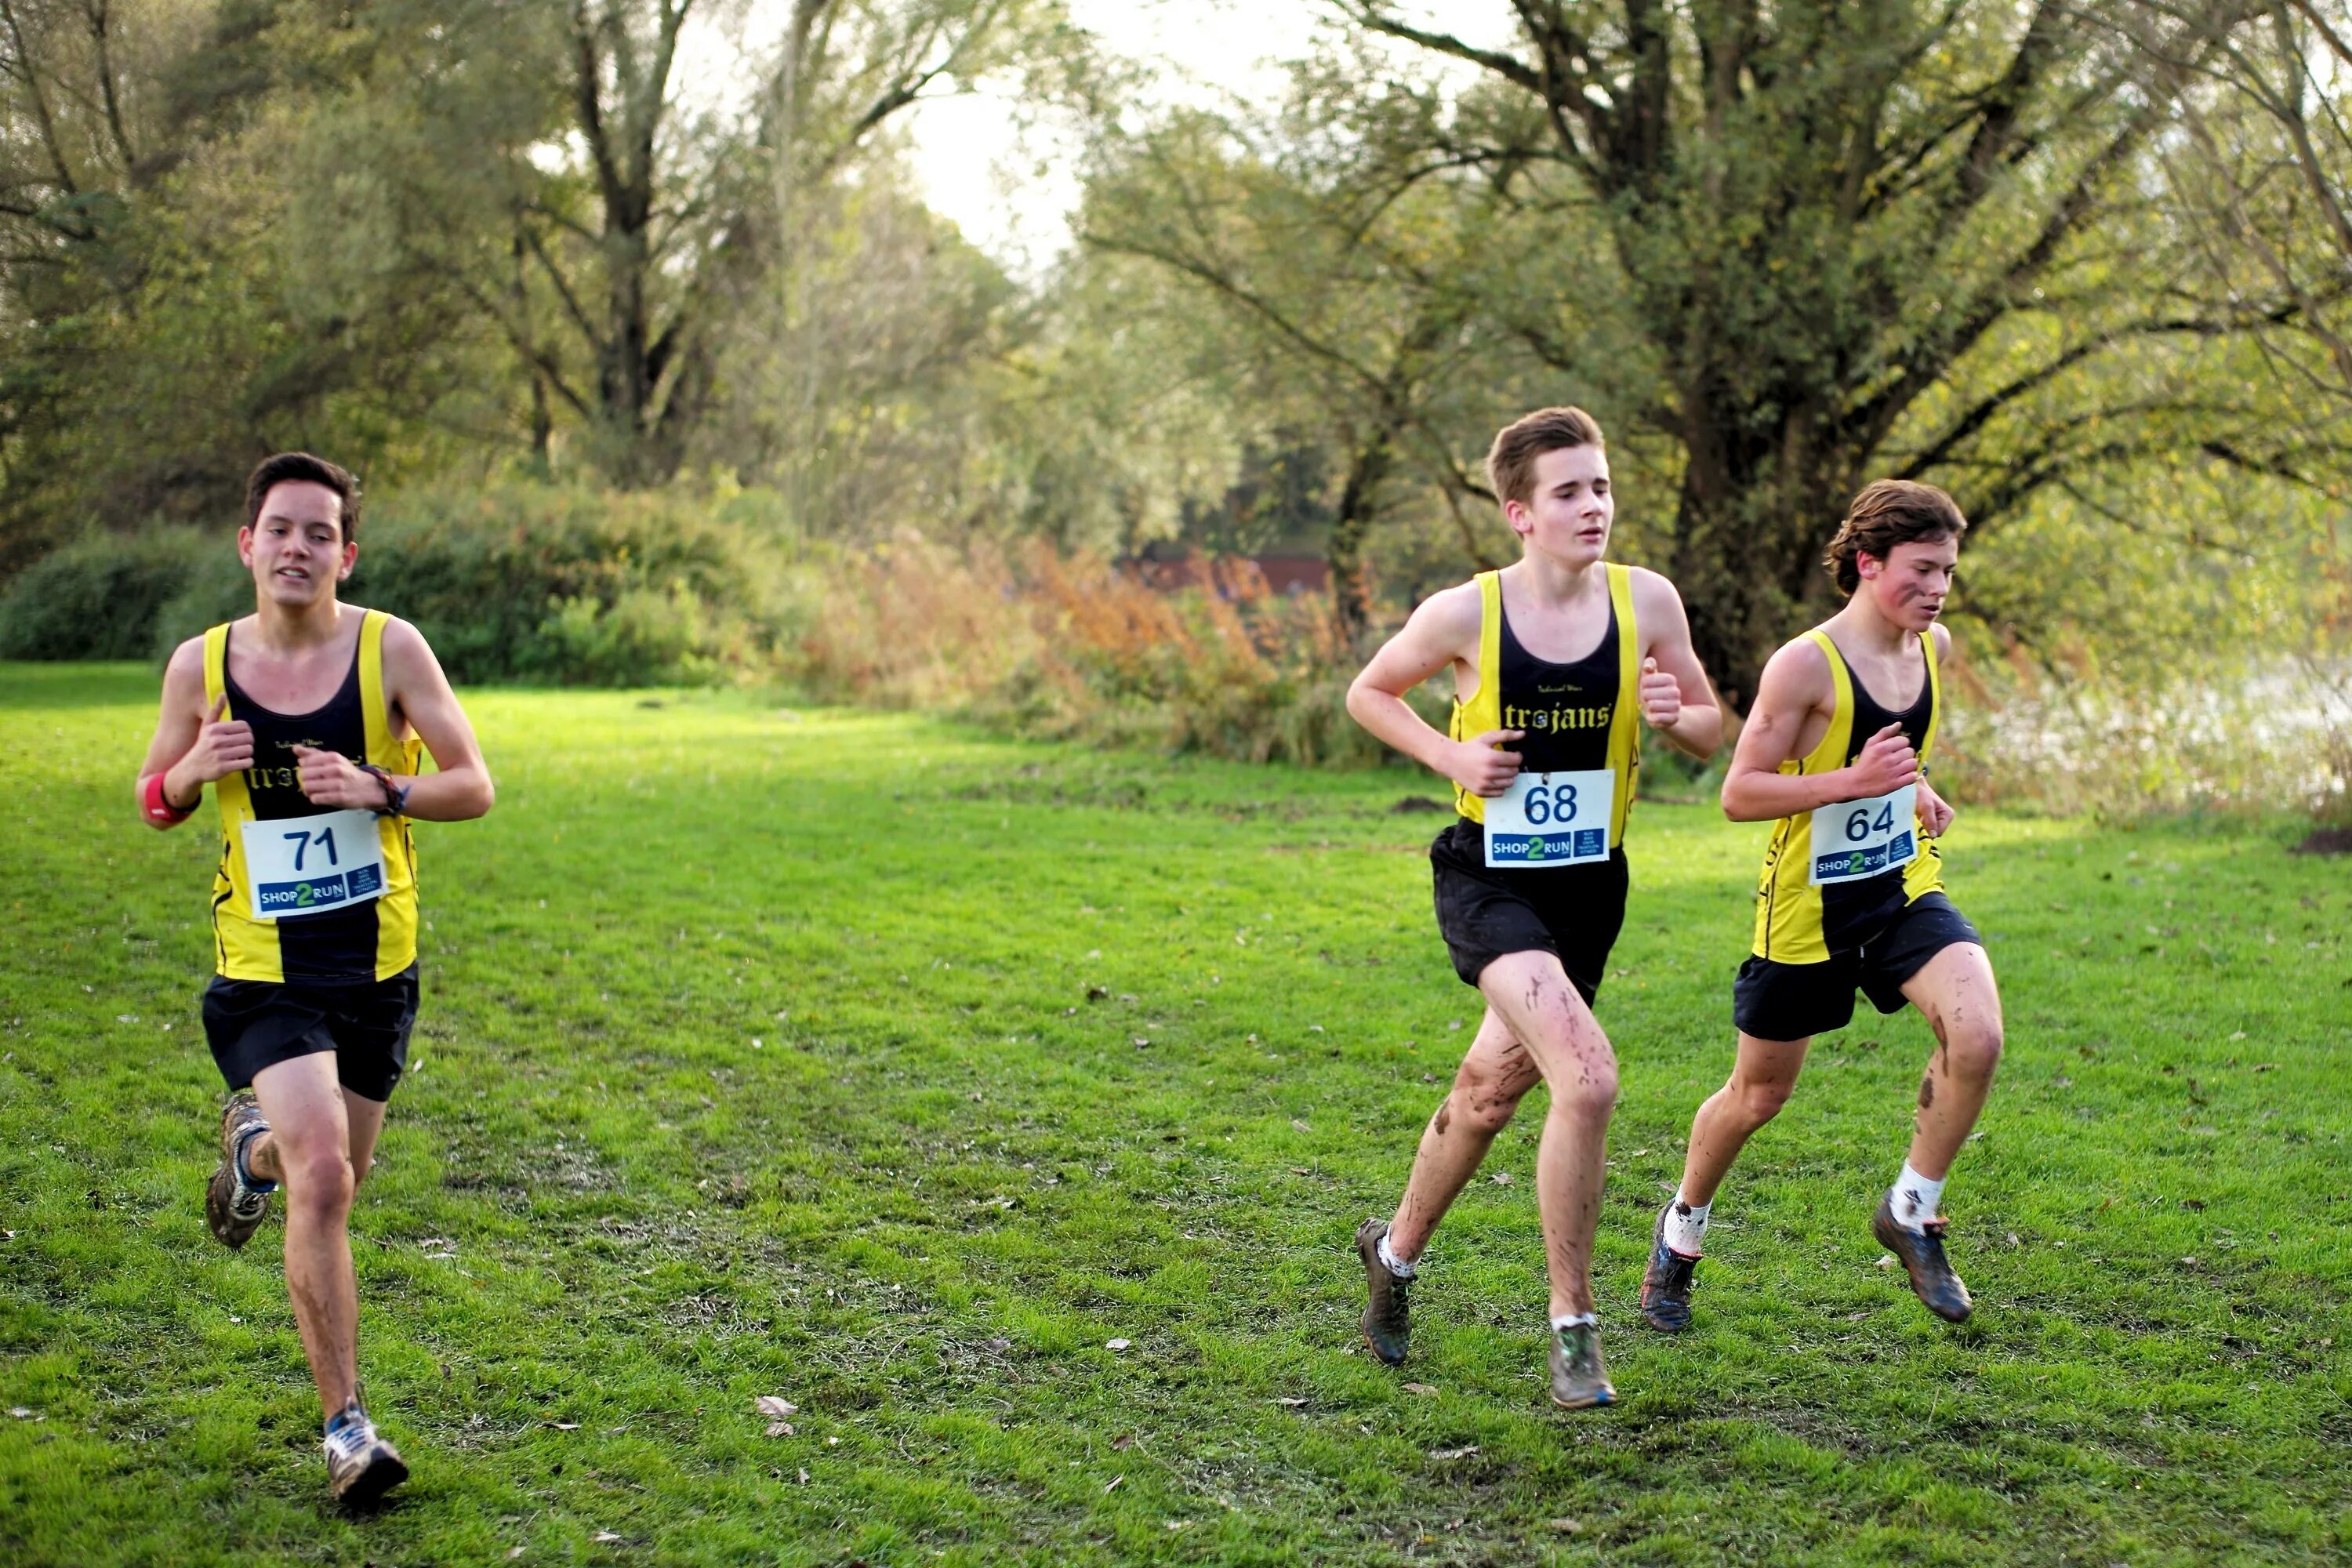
[1105,1338,1132,1351]
[1428,1444,1479,1460]
[1290,1119,1311,1133]
[1274,1397,1308,1407]
[1548,1518,1584,1534]
[765,1421,795,1437]
[552,1421,580,1431]
[8,1407,32,1419]
[1875,1255,1896,1269]
[1112,1433,1134,1450]
[507,1549,525,1561]
[1490,1172,1513,1185]
[1402,1382,1438,1396]
[755,1396,799,1417]
[1104,1475,1123,1494]
[593,1531,622,1543]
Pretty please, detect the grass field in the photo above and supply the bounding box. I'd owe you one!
[2,661,2348,1566]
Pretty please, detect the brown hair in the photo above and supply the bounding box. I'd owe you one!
[1486,406,1605,508]
[1824,480,1966,594]
[245,452,361,541]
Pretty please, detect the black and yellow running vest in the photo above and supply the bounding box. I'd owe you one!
[1447,565,1642,847]
[203,611,422,984]
[1751,628,1944,963]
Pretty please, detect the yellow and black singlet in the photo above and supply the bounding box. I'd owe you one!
[1751,629,1944,964]
[1448,564,1642,844]
[204,612,422,985]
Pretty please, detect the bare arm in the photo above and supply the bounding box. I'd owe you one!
[289,619,494,821]
[1720,640,1919,822]
[1629,569,1723,760]
[134,639,251,826]
[1344,585,1522,797]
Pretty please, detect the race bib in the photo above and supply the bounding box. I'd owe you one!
[1808,783,1918,886]
[1484,768,1615,869]
[238,808,387,920]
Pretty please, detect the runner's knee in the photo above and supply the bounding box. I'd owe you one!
[1448,1073,1528,1135]
[1548,1060,1618,1120]
[279,1140,355,1215]
[1943,1016,2003,1082]
[1732,1075,1795,1127]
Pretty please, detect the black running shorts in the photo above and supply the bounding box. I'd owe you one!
[1731,892,1982,1042]
[1430,820,1628,1003]
[201,964,420,1104]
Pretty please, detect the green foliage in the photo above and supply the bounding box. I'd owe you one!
[0,529,211,660]
[4,670,2350,1563]
[146,481,796,686]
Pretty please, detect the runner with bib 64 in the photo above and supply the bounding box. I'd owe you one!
[1639,479,2002,1335]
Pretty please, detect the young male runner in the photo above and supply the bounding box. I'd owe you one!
[1345,406,1720,1407]
[1639,480,2001,1333]
[134,453,493,1504]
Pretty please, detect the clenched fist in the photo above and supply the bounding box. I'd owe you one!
[1448,728,1524,798]
[1638,656,1680,730]
[1846,723,1921,799]
[176,693,255,786]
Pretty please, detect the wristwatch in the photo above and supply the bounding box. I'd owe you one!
[356,763,411,818]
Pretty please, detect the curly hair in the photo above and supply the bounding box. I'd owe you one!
[1824,480,1966,595]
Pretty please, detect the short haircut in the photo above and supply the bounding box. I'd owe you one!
[1824,479,1967,595]
[1486,406,1606,509]
[244,452,361,541]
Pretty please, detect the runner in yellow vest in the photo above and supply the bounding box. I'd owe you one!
[1640,480,2002,1334]
[1345,407,1721,1408]
[132,453,494,1505]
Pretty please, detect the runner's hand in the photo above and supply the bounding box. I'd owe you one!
[1845,723,1919,798]
[176,694,255,785]
[1918,779,1955,837]
[290,744,376,809]
[1449,729,1524,798]
[1638,656,1680,730]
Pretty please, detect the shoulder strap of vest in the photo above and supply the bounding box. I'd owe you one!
[358,610,412,769]
[1604,564,1640,843]
[1801,629,1853,774]
[1918,627,1942,763]
[202,623,230,714]
[1476,570,1501,711]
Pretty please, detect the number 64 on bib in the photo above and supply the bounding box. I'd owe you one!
[1808,782,1918,886]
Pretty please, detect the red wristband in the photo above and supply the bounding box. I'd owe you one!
[143,771,194,826]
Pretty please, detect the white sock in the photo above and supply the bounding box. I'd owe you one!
[1890,1163,1947,1229]
[1376,1232,1417,1279]
[1662,1192,1710,1256]
[1549,1311,1597,1332]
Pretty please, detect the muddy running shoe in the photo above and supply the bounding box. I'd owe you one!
[205,1091,275,1250]
[1872,1196,1973,1323]
[324,1400,408,1507]
[1548,1319,1615,1410]
[1637,1201,1700,1334]
[1356,1216,1411,1367]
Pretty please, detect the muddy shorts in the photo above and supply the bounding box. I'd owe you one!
[1731,893,1981,1041]
[201,964,420,1104]
[1430,820,1628,1004]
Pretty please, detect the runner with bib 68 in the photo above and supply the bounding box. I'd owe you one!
[1344,406,1721,1408]
[1640,480,2003,1334]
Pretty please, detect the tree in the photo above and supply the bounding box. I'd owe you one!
[1335,0,2332,702]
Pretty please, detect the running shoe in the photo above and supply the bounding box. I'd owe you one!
[205,1091,274,1250]
[1355,1216,1411,1367]
[1548,1319,1615,1410]
[1871,1196,1973,1323]
[324,1401,409,1506]
[1637,1201,1700,1333]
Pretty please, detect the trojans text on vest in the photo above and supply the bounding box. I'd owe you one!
[1501,699,1612,732]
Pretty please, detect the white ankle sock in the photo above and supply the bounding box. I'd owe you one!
[1662,1192,1710,1256]
[1890,1163,1946,1229]
[1376,1232,1416,1278]
[1549,1311,1596,1332]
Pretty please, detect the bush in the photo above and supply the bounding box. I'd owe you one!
[0,529,211,659]
[142,481,799,686]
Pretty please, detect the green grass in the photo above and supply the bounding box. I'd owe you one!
[2,661,2347,1566]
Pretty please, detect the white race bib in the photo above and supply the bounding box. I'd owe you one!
[1808,783,1919,886]
[238,808,388,921]
[1484,769,1615,869]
